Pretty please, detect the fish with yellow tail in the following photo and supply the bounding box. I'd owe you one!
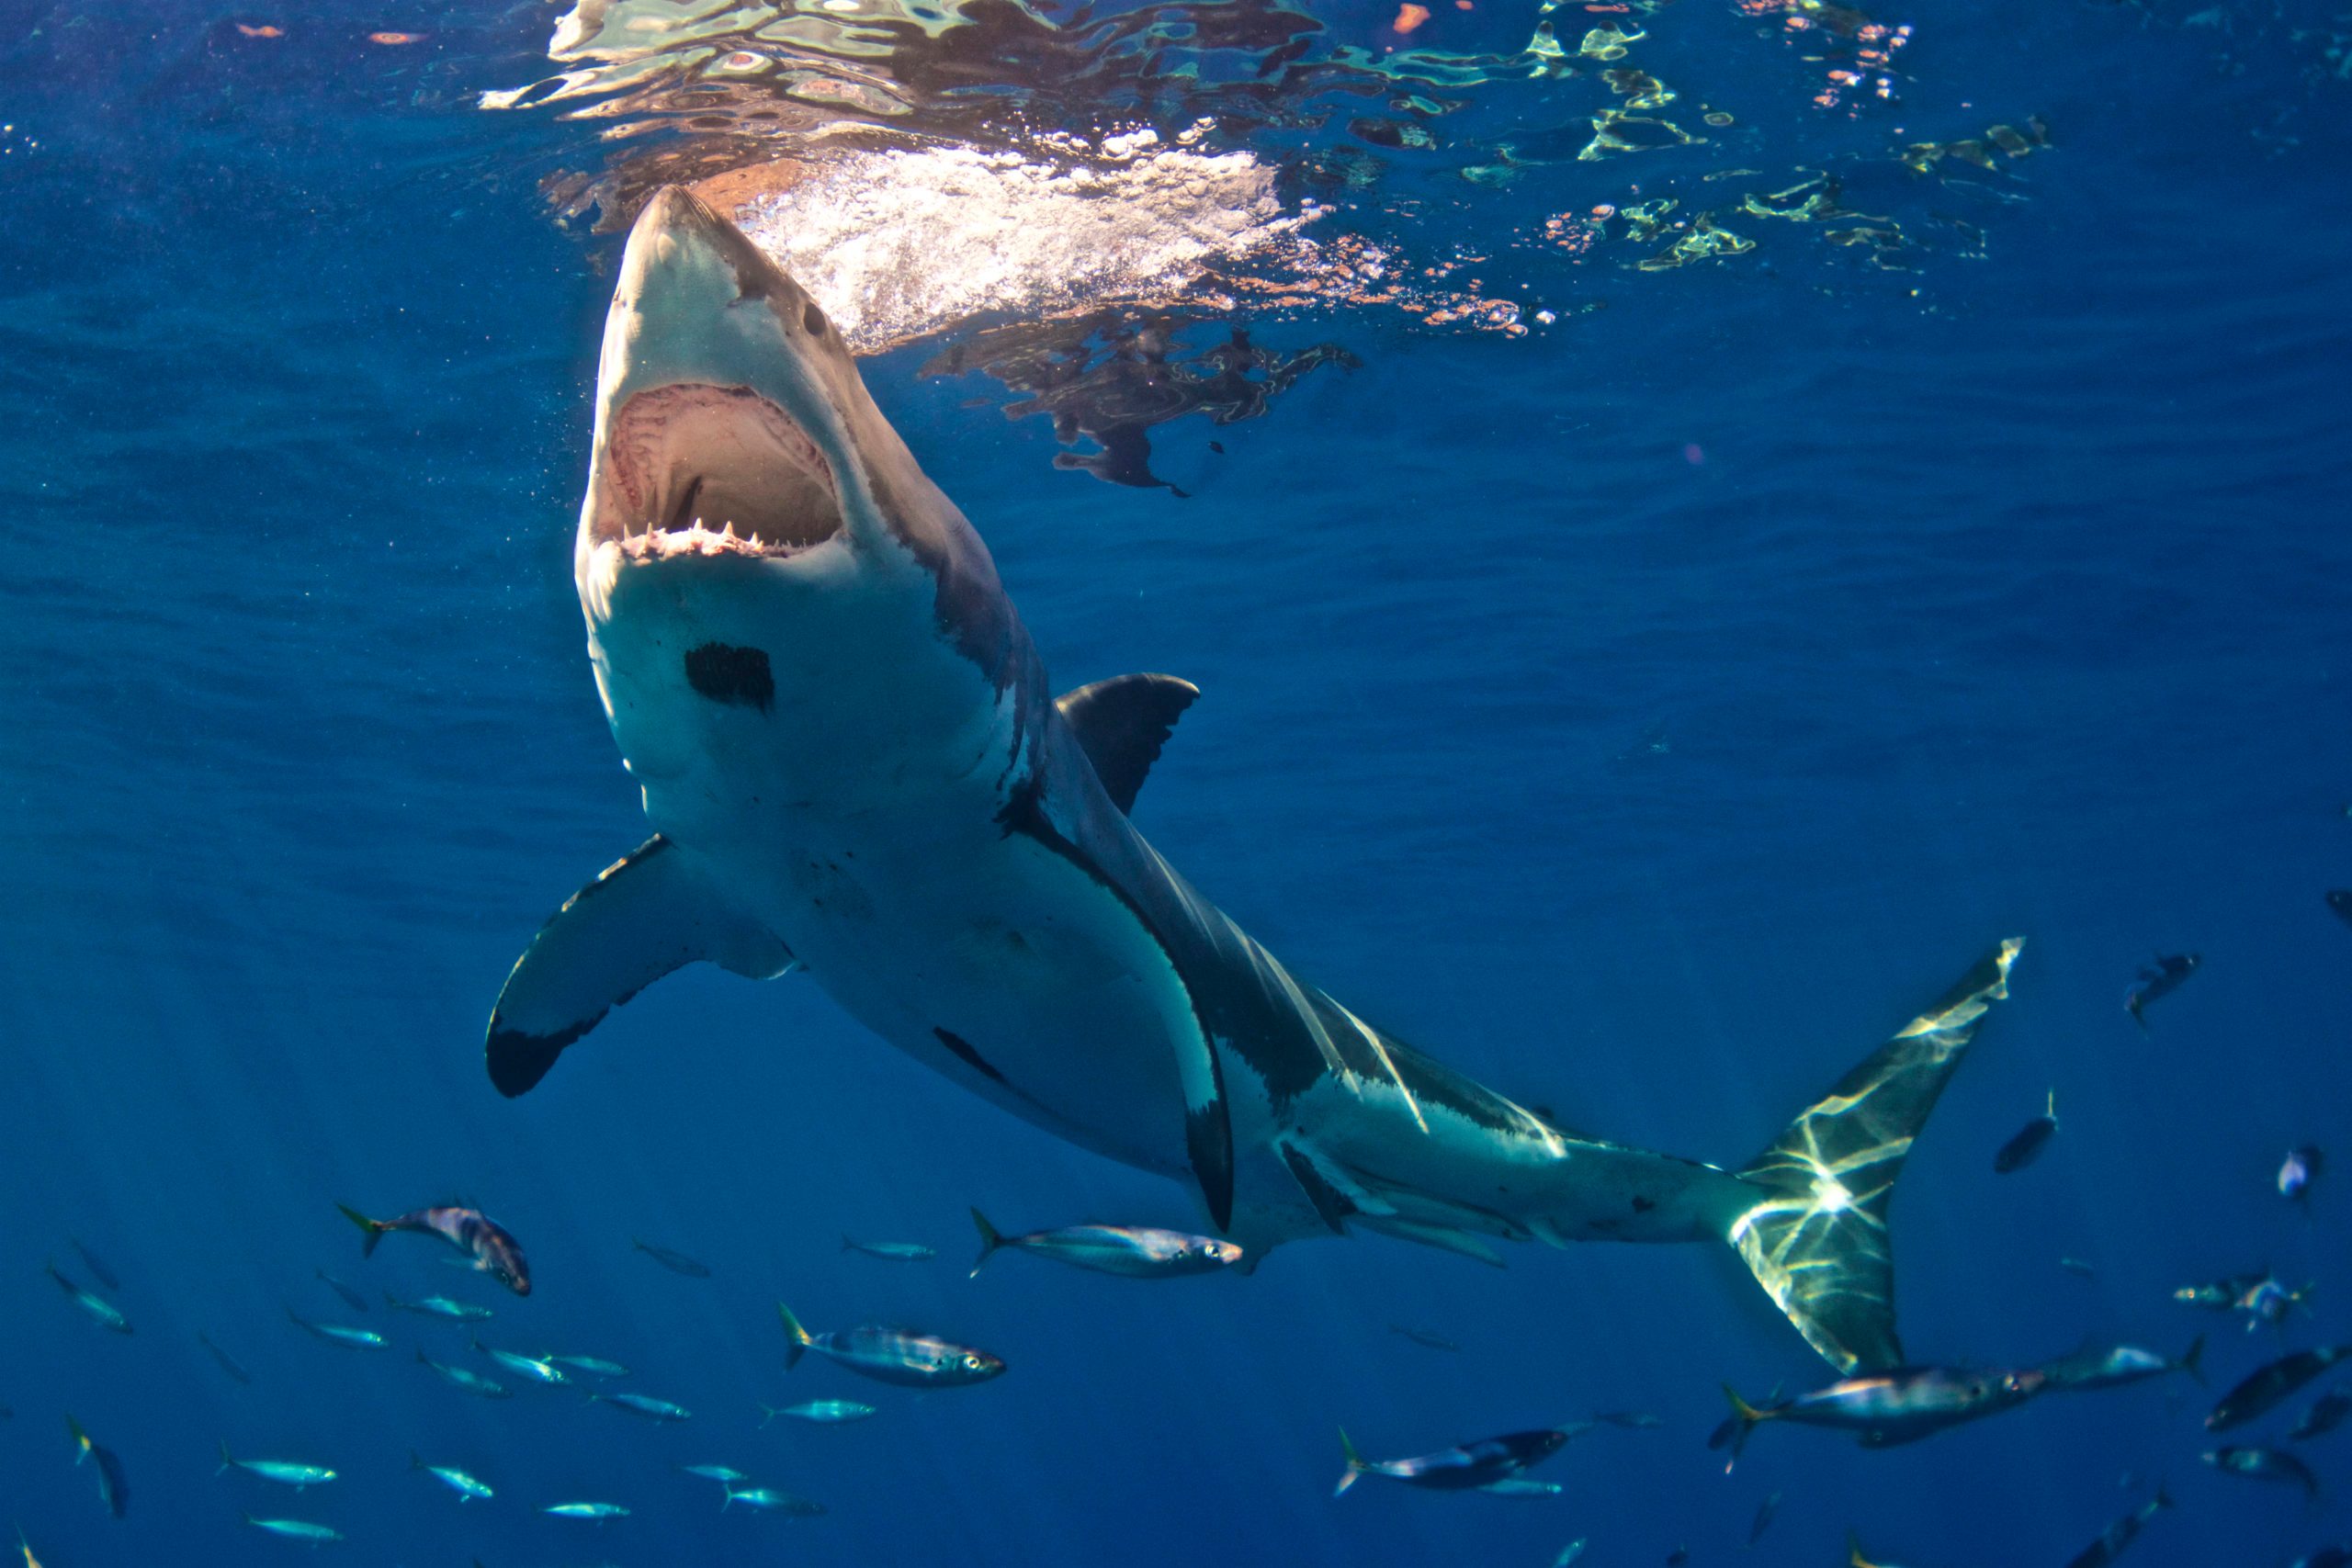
[336,1201,530,1295]
[777,1302,1004,1387]
[64,1415,128,1518]
[1334,1426,1578,1496]
[1712,1364,2048,1468]
[969,1209,1243,1279]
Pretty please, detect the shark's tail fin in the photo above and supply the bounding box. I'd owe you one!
[1724,939,2023,1374]
[2179,1334,2207,1385]
[1333,1428,1368,1498]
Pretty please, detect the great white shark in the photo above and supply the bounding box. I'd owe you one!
[489,187,2023,1375]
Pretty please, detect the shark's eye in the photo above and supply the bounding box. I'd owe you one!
[802,301,828,336]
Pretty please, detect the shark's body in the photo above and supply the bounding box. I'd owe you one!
[489,188,2022,1373]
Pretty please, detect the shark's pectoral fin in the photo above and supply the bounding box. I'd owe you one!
[486,836,795,1097]
[1056,673,1198,815]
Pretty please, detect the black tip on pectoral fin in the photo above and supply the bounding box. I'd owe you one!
[482,834,795,1099]
[486,1017,594,1099]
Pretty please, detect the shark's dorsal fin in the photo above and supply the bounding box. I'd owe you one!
[1056,674,1199,815]
[486,836,796,1097]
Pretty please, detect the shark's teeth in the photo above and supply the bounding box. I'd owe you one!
[614,524,815,562]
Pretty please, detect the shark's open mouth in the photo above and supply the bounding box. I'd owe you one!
[594,383,841,559]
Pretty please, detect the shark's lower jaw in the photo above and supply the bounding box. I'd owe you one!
[592,382,842,560]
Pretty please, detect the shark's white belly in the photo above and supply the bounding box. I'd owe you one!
[725,803,1198,1179]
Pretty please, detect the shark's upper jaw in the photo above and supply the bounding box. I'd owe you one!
[587,380,842,562]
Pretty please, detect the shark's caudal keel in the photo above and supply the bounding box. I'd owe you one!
[488,186,2025,1374]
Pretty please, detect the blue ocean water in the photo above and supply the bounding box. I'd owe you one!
[2,1,2349,1563]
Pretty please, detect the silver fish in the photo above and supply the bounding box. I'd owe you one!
[315,1269,368,1313]
[2204,1445,2320,1501]
[384,1291,492,1321]
[777,1303,1004,1388]
[336,1201,529,1296]
[2042,1337,2203,1393]
[761,1399,876,1426]
[2281,1145,2324,1204]
[1336,1427,1577,1495]
[66,1415,129,1517]
[633,1238,712,1277]
[1389,1325,1462,1353]
[197,1331,253,1385]
[969,1209,1242,1278]
[472,1337,568,1384]
[416,1348,509,1399]
[1713,1366,2048,1466]
[411,1453,492,1502]
[2293,1386,2352,1441]
[841,1236,937,1262]
[242,1515,341,1542]
[678,1463,746,1483]
[548,1353,628,1377]
[722,1487,825,1515]
[217,1442,334,1487]
[284,1308,384,1350]
[1992,1090,2058,1174]
[545,1501,629,1518]
[2209,1345,2352,1429]
[589,1391,691,1422]
[46,1263,130,1335]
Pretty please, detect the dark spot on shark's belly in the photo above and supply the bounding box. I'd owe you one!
[684,642,775,712]
[933,1027,1007,1085]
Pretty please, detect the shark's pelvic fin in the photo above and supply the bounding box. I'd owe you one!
[1726,938,2024,1374]
[486,836,797,1097]
[1055,674,1199,815]
[1357,1216,1508,1268]
[1276,1138,1357,1234]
